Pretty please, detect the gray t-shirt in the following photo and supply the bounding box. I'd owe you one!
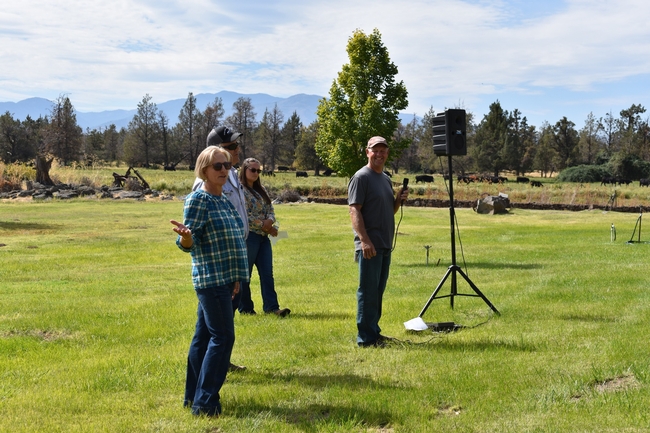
[348,166,395,251]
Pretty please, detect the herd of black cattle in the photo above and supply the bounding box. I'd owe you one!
[250,165,650,187]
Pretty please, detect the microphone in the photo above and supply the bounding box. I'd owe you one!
[401,178,409,204]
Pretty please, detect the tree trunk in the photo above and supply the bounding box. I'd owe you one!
[35,155,54,186]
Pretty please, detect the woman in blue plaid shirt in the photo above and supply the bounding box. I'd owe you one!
[170,146,248,417]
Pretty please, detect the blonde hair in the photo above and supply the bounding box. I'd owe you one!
[194,146,231,181]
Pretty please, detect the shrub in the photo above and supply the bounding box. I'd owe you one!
[557,165,610,183]
[607,153,650,180]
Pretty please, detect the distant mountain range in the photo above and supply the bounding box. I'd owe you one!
[0,91,324,130]
[1,91,419,131]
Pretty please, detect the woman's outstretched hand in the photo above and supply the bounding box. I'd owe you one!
[170,220,193,248]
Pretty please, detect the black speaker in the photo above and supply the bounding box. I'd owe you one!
[433,109,466,156]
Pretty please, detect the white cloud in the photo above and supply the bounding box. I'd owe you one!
[1,0,649,125]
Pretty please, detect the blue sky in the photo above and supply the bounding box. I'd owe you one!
[1,0,649,129]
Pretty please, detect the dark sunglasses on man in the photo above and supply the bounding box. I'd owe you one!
[211,162,233,171]
[222,142,239,151]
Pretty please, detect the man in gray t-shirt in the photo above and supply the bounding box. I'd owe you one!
[348,136,408,347]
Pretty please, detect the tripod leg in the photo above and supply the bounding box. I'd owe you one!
[418,266,453,317]
[456,267,500,315]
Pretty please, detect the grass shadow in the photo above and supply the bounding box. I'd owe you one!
[291,312,354,320]
[400,262,543,270]
[228,401,396,432]
[229,372,405,430]
[0,221,60,232]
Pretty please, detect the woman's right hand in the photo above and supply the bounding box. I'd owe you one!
[170,220,193,247]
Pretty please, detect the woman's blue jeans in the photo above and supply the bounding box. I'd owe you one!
[185,283,235,416]
[356,248,391,345]
[239,232,280,313]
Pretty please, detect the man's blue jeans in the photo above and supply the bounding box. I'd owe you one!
[239,232,280,313]
[356,248,391,345]
[185,283,235,416]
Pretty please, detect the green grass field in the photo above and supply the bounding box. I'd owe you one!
[1,200,649,432]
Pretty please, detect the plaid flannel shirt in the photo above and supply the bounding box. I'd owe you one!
[176,189,249,289]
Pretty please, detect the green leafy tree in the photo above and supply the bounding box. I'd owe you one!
[598,111,618,156]
[294,120,324,172]
[416,107,438,173]
[200,97,225,152]
[473,101,509,176]
[280,111,302,166]
[578,112,603,165]
[44,95,83,165]
[256,104,284,170]
[316,28,408,177]
[226,97,257,160]
[533,122,558,177]
[551,116,579,169]
[103,124,123,163]
[125,94,159,167]
[178,92,203,165]
[0,111,23,163]
[393,115,421,173]
[157,112,173,167]
[502,109,529,175]
[19,115,46,162]
[84,128,105,165]
[617,104,646,156]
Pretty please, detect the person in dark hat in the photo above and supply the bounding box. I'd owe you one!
[348,136,408,347]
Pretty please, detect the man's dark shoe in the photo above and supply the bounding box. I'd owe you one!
[358,339,387,348]
[269,308,291,317]
[377,334,397,343]
[228,362,246,372]
[240,310,256,315]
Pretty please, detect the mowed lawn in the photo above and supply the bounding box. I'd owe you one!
[1,199,649,432]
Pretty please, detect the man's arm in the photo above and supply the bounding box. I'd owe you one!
[349,204,376,259]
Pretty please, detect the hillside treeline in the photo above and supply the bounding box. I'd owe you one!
[1,94,649,181]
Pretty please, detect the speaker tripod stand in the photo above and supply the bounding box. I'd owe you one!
[417,154,500,320]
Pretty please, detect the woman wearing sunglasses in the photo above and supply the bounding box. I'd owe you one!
[170,146,248,417]
[238,157,291,317]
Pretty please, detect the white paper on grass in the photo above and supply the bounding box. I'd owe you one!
[404,316,428,331]
[270,231,288,246]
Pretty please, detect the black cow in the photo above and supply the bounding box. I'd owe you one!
[296,171,308,178]
[601,176,615,186]
[323,168,334,176]
[640,178,650,187]
[262,170,275,177]
[163,164,176,171]
[530,180,543,187]
[516,176,529,183]
[415,175,434,183]
[617,177,632,186]
[277,166,290,172]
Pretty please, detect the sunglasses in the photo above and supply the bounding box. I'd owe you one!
[211,162,232,171]
[222,143,239,150]
[247,168,262,173]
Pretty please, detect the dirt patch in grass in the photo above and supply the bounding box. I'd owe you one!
[595,374,640,393]
[0,329,75,341]
[572,373,640,401]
